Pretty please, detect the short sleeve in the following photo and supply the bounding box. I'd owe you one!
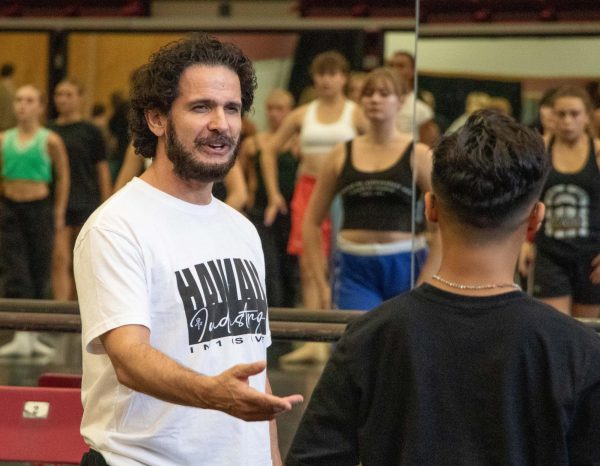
[74,226,151,354]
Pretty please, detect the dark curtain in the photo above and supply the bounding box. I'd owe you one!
[287,30,365,104]
[419,74,522,124]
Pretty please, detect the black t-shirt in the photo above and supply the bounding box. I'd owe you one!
[287,284,600,466]
[48,120,106,212]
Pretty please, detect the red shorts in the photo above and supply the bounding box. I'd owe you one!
[287,174,331,257]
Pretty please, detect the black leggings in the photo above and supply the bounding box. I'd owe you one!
[0,197,54,299]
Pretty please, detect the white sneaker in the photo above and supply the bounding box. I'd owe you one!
[31,333,55,357]
[0,332,34,357]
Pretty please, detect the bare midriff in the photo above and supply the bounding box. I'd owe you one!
[298,152,329,178]
[3,179,50,202]
[340,229,413,244]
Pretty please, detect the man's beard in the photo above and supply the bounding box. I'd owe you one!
[165,117,239,183]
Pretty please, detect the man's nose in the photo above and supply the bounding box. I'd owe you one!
[208,107,227,131]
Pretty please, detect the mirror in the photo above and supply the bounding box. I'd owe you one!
[412,12,600,313]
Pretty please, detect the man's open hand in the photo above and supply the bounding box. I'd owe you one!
[208,361,303,421]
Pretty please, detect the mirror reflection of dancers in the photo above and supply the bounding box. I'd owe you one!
[0,85,69,357]
[303,68,440,312]
[261,51,367,363]
[520,85,600,318]
[239,89,299,309]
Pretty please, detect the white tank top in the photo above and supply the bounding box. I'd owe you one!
[299,100,357,156]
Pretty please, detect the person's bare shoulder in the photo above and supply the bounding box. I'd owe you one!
[291,103,309,124]
[46,131,67,153]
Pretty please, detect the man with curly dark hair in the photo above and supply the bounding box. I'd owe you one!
[74,33,302,466]
[287,110,600,465]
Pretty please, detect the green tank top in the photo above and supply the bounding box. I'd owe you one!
[2,127,52,183]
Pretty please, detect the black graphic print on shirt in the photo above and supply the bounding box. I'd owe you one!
[543,183,590,239]
[175,258,267,350]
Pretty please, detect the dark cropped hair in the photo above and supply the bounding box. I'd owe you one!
[432,109,550,231]
[129,33,256,158]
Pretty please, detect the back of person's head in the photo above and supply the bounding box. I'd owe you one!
[129,33,256,158]
[432,109,549,234]
[1,63,14,78]
[360,67,407,99]
[309,51,350,77]
[551,84,593,114]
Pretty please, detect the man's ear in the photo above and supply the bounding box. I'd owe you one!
[145,109,167,137]
[424,192,438,224]
[526,202,545,242]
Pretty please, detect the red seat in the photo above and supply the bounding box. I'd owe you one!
[0,386,87,464]
[38,372,82,388]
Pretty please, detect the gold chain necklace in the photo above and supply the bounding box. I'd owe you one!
[432,274,522,291]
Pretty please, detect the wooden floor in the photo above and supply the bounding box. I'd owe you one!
[0,331,325,462]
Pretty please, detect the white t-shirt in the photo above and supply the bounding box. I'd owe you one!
[74,177,272,466]
[396,91,434,135]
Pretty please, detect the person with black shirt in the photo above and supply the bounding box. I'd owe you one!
[520,85,600,318]
[302,67,439,311]
[49,78,112,300]
[107,91,130,181]
[287,109,600,465]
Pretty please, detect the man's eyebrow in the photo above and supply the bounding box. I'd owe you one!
[187,98,242,108]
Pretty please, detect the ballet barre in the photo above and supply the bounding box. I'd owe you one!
[0,299,598,341]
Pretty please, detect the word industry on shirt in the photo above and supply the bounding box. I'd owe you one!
[176,258,268,352]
